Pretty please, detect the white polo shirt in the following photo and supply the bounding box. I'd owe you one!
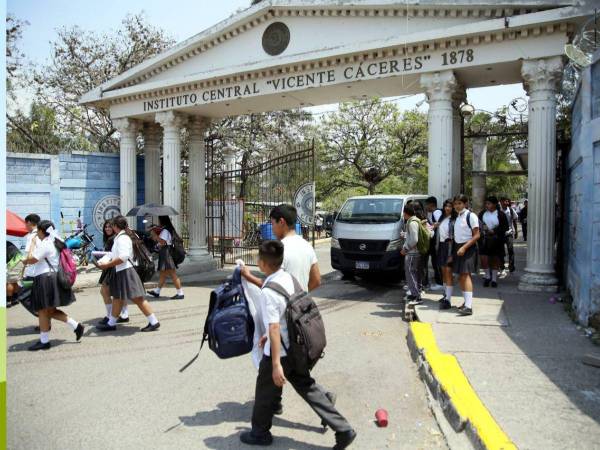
[24,230,40,278]
[111,231,134,272]
[31,237,60,277]
[261,269,293,358]
[482,210,500,230]
[503,207,518,234]
[282,234,318,292]
[427,209,443,224]
[454,209,479,244]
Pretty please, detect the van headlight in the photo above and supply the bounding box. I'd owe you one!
[331,237,341,249]
[386,239,402,251]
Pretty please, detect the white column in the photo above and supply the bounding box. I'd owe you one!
[471,137,487,213]
[113,118,139,218]
[452,87,466,197]
[143,122,162,205]
[421,70,457,203]
[156,111,186,232]
[187,116,211,260]
[518,56,563,292]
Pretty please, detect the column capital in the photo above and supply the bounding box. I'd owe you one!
[421,70,457,103]
[451,85,467,110]
[155,111,187,130]
[188,116,211,138]
[142,122,162,142]
[113,118,139,138]
[521,56,564,95]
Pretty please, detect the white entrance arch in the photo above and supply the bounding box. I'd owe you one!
[81,0,593,291]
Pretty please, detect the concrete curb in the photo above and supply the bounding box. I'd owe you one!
[407,322,517,450]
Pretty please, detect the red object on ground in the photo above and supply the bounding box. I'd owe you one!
[6,210,29,237]
[375,408,388,427]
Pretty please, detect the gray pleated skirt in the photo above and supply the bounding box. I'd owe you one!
[109,267,145,300]
[452,242,479,275]
[157,245,176,271]
[31,271,75,311]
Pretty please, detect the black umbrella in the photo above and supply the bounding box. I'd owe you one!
[125,203,179,217]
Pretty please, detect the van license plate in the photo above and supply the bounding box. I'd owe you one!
[355,261,369,270]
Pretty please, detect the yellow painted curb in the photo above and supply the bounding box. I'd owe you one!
[410,322,517,450]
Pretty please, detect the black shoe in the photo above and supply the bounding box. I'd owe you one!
[74,323,85,341]
[239,430,273,446]
[117,316,130,323]
[334,429,357,450]
[458,307,473,316]
[491,281,498,288]
[96,323,117,332]
[147,290,160,298]
[455,303,465,311]
[483,278,490,287]
[321,391,337,429]
[273,404,283,415]
[28,340,51,351]
[141,322,160,332]
[97,317,109,325]
[439,299,452,310]
[171,294,185,300]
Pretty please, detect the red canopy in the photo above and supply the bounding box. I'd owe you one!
[6,210,29,237]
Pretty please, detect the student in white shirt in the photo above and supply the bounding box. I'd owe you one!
[239,240,356,449]
[451,195,481,317]
[21,220,84,351]
[7,214,41,308]
[96,216,160,332]
[478,196,509,288]
[147,215,185,299]
[436,200,457,310]
[500,197,518,272]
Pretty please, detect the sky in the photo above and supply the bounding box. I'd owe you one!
[8,0,526,115]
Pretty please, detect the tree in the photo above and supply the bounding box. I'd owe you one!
[317,99,428,197]
[6,14,28,102]
[31,13,175,152]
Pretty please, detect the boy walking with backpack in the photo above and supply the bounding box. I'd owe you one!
[240,241,356,449]
[401,204,425,304]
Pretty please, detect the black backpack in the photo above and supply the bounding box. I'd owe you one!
[170,233,186,266]
[266,277,326,372]
[179,268,254,372]
[131,233,155,282]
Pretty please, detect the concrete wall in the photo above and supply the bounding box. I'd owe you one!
[7,152,145,250]
[565,50,600,325]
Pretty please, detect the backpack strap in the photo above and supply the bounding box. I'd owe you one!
[44,257,56,272]
[465,210,473,230]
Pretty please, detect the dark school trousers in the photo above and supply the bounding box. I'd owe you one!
[505,235,515,271]
[404,253,421,297]
[251,355,352,436]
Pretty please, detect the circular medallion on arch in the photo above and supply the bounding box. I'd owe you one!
[262,22,290,56]
[92,194,121,231]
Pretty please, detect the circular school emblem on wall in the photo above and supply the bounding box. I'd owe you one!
[294,182,315,225]
[262,22,290,56]
[92,195,121,231]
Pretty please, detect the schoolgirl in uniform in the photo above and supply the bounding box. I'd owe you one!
[95,216,160,332]
[478,196,509,288]
[451,195,481,316]
[147,215,184,300]
[437,200,458,310]
[97,219,129,325]
[22,220,84,351]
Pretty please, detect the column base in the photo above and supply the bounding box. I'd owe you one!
[518,270,559,293]
[186,248,218,267]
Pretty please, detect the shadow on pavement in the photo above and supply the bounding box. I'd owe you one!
[203,431,331,450]
[8,339,68,352]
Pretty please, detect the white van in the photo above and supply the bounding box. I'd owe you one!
[330,194,428,276]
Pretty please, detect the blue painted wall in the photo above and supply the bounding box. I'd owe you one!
[7,152,145,250]
[566,51,600,325]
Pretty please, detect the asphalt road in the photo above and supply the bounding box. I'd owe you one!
[7,245,445,450]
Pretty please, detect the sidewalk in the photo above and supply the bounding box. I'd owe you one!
[413,242,600,449]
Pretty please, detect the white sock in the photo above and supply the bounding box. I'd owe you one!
[40,331,50,344]
[176,288,184,295]
[105,304,112,316]
[492,270,498,282]
[120,304,129,319]
[108,315,118,326]
[464,292,473,308]
[147,313,159,326]
[153,287,161,294]
[67,318,78,331]
[445,286,453,299]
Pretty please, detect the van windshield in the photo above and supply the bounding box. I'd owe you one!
[337,198,404,223]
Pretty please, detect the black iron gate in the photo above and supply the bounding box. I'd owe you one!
[205,138,316,266]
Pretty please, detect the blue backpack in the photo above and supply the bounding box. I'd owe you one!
[180,267,254,371]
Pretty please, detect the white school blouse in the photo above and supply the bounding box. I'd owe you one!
[482,210,500,230]
[438,216,452,242]
[159,229,172,245]
[111,231,134,272]
[31,237,60,277]
[454,210,479,244]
